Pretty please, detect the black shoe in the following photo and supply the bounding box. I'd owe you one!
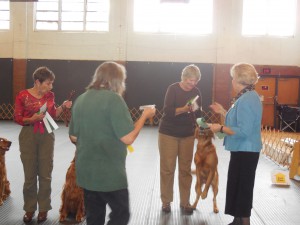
[162,203,171,213]
[228,217,241,225]
[241,217,250,225]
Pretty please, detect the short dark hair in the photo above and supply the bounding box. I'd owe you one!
[32,67,55,83]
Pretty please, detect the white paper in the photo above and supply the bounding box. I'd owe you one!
[139,104,155,110]
[191,95,199,104]
[43,117,52,133]
[43,112,59,133]
[192,101,200,112]
[45,112,59,130]
[39,103,47,114]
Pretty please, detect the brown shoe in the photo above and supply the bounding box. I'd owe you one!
[180,203,194,215]
[162,203,171,213]
[37,211,48,223]
[23,212,35,223]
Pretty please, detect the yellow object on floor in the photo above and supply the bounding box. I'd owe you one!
[271,169,290,186]
[127,145,134,153]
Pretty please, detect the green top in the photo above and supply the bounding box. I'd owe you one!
[69,89,134,192]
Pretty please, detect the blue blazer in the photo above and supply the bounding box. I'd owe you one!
[224,91,262,152]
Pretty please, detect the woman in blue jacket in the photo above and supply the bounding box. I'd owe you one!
[209,63,262,225]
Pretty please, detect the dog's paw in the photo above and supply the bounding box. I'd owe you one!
[201,192,208,199]
[59,215,66,222]
[2,194,8,201]
[76,215,85,222]
[213,207,219,213]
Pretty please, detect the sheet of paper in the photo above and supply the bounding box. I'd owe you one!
[43,112,59,133]
[191,95,199,104]
[45,112,59,130]
[43,117,52,133]
[139,104,155,110]
[39,103,47,114]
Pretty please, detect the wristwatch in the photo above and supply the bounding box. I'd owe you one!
[220,125,224,133]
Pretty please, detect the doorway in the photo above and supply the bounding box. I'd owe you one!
[255,76,300,128]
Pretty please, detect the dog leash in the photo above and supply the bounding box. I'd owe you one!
[63,90,75,127]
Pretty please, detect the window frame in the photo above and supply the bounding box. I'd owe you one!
[34,0,110,32]
[133,0,214,35]
[0,0,10,30]
[242,0,297,37]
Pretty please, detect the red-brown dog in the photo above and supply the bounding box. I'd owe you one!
[0,137,12,206]
[192,128,219,213]
[59,156,85,222]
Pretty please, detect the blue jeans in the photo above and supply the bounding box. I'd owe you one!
[84,188,130,225]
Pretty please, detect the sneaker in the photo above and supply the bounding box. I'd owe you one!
[180,203,194,215]
[162,203,171,213]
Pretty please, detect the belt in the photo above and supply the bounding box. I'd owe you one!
[23,124,34,126]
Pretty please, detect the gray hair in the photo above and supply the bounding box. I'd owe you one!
[86,61,126,95]
[181,64,201,81]
[230,63,259,85]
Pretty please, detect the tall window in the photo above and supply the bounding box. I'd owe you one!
[0,0,10,30]
[134,0,213,35]
[242,0,297,37]
[35,0,109,31]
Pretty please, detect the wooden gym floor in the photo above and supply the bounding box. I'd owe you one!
[0,120,300,225]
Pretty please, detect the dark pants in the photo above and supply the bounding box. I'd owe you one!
[84,188,130,225]
[225,151,259,217]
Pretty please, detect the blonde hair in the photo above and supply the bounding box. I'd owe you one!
[86,61,126,95]
[230,63,259,85]
[181,64,201,81]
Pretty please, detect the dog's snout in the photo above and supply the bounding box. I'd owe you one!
[0,138,12,150]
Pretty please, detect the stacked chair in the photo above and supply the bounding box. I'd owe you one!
[277,105,300,132]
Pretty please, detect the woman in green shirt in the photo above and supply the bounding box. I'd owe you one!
[69,61,155,225]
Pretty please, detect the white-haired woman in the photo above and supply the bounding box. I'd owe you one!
[209,63,262,225]
[69,61,156,225]
[158,64,202,215]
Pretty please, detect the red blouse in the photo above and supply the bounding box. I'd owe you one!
[14,90,57,128]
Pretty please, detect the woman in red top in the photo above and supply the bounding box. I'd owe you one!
[14,67,72,223]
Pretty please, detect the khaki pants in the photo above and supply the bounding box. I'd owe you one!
[158,133,194,206]
[19,126,55,212]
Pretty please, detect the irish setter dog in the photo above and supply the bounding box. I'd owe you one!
[192,128,219,213]
[59,156,85,222]
[0,137,12,206]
